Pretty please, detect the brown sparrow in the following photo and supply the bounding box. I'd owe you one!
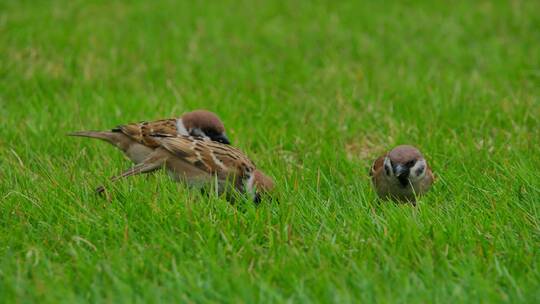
[69,110,230,164]
[96,134,275,203]
[370,145,434,203]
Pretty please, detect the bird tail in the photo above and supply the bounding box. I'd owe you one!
[67,130,120,145]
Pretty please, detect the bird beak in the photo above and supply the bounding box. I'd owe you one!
[393,164,408,177]
[393,164,410,187]
[212,133,230,145]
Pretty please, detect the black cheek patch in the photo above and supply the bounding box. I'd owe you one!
[415,165,425,176]
[384,165,391,175]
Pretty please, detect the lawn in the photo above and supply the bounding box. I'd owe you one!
[1,0,539,302]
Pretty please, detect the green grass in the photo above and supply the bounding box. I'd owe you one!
[1,0,539,302]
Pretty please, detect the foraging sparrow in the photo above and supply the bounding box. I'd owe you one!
[370,145,434,203]
[69,110,230,164]
[97,135,275,203]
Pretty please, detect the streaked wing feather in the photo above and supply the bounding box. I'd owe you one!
[119,119,178,147]
[159,136,254,178]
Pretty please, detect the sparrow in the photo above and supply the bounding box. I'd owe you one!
[370,145,434,204]
[69,109,230,164]
[96,134,275,203]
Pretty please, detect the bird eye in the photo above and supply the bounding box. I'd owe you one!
[203,129,216,136]
[406,160,416,167]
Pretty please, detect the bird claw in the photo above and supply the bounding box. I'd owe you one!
[95,185,106,195]
[95,185,112,202]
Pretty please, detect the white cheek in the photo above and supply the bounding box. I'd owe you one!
[190,128,206,138]
[383,157,393,176]
[245,173,257,198]
[411,160,427,180]
[175,119,189,135]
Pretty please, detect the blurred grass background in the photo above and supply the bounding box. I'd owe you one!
[1,0,539,302]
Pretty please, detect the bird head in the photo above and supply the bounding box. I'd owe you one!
[383,145,427,187]
[181,110,230,144]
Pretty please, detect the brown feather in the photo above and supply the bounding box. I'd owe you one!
[370,146,434,203]
[157,136,255,180]
[182,110,225,133]
[370,154,386,176]
[119,119,178,148]
[91,134,273,202]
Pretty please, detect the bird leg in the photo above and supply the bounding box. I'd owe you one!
[95,150,167,195]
